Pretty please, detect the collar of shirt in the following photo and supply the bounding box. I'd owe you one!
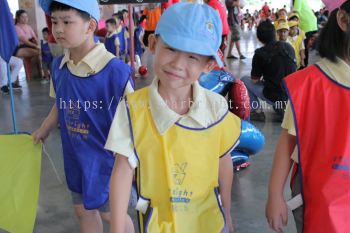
[317,57,350,87]
[116,25,123,34]
[107,30,118,38]
[59,43,114,77]
[148,77,228,135]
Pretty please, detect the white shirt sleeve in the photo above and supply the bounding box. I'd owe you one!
[105,99,134,159]
[123,80,134,97]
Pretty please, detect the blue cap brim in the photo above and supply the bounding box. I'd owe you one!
[159,33,223,68]
[39,0,100,22]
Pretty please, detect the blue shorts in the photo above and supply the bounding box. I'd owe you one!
[71,186,138,213]
[71,191,110,213]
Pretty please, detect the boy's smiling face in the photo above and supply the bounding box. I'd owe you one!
[149,35,216,90]
[51,9,93,49]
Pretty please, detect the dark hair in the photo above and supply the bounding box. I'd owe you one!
[323,10,329,17]
[105,18,116,26]
[112,12,123,22]
[289,16,299,21]
[318,0,350,61]
[49,1,90,22]
[42,27,49,33]
[15,9,26,24]
[257,20,276,44]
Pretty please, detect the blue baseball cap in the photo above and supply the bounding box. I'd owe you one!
[39,0,100,22]
[155,2,223,67]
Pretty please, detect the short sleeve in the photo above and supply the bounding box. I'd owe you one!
[115,37,120,46]
[105,99,134,160]
[49,79,56,98]
[123,80,134,97]
[281,101,296,136]
[124,31,130,39]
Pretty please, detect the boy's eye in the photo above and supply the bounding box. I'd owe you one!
[189,55,199,61]
[166,47,175,52]
[52,21,58,25]
[64,21,71,24]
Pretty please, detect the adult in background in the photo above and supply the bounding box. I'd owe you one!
[226,0,246,59]
[241,20,296,121]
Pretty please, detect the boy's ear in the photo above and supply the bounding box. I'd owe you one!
[148,34,157,54]
[87,19,98,34]
[203,59,217,73]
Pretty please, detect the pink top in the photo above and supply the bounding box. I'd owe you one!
[207,0,229,36]
[15,24,36,44]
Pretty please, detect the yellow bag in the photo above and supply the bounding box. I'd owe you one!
[0,134,42,233]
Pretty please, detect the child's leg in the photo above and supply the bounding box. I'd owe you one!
[99,212,134,233]
[74,204,103,233]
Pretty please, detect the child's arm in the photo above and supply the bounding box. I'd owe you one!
[32,104,58,144]
[219,153,234,233]
[110,154,134,233]
[266,129,296,233]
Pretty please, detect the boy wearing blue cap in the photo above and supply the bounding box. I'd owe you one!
[32,0,134,232]
[105,3,241,233]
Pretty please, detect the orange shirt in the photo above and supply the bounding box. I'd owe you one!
[143,6,161,31]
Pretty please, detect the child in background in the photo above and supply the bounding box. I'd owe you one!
[41,27,53,84]
[34,0,134,232]
[111,13,129,62]
[105,18,120,57]
[106,3,240,233]
[288,20,305,69]
[134,20,145,58]
[276,19,290,42]
[266,1,350,232]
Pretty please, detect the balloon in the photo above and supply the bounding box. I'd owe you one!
[138,65,148,76]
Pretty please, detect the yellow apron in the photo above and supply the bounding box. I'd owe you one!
[125,87,241,233]
[290,30,305,69]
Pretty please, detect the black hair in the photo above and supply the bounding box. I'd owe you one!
[105,18,116,26]
[112,12,123,22]
[323,10,329,17]
[257,20,276,44]
[49,1,91,22]
[15,9,26,25]
[42,27,49,33]
[318,0,350,61]
[289,16,299,21]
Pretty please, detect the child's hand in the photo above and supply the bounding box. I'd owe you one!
[32,127,50,144]
[266,195,288,233]
[224,211,234,233]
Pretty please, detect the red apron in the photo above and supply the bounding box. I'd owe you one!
[285,65,350,233]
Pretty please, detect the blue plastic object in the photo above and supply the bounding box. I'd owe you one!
[199,69,235,96]
[230,151,249,167]
[235,120,265,155]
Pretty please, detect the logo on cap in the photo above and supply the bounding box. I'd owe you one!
[206,21,214,34]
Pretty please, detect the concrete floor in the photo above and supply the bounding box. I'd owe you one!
[0,28,319,233]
